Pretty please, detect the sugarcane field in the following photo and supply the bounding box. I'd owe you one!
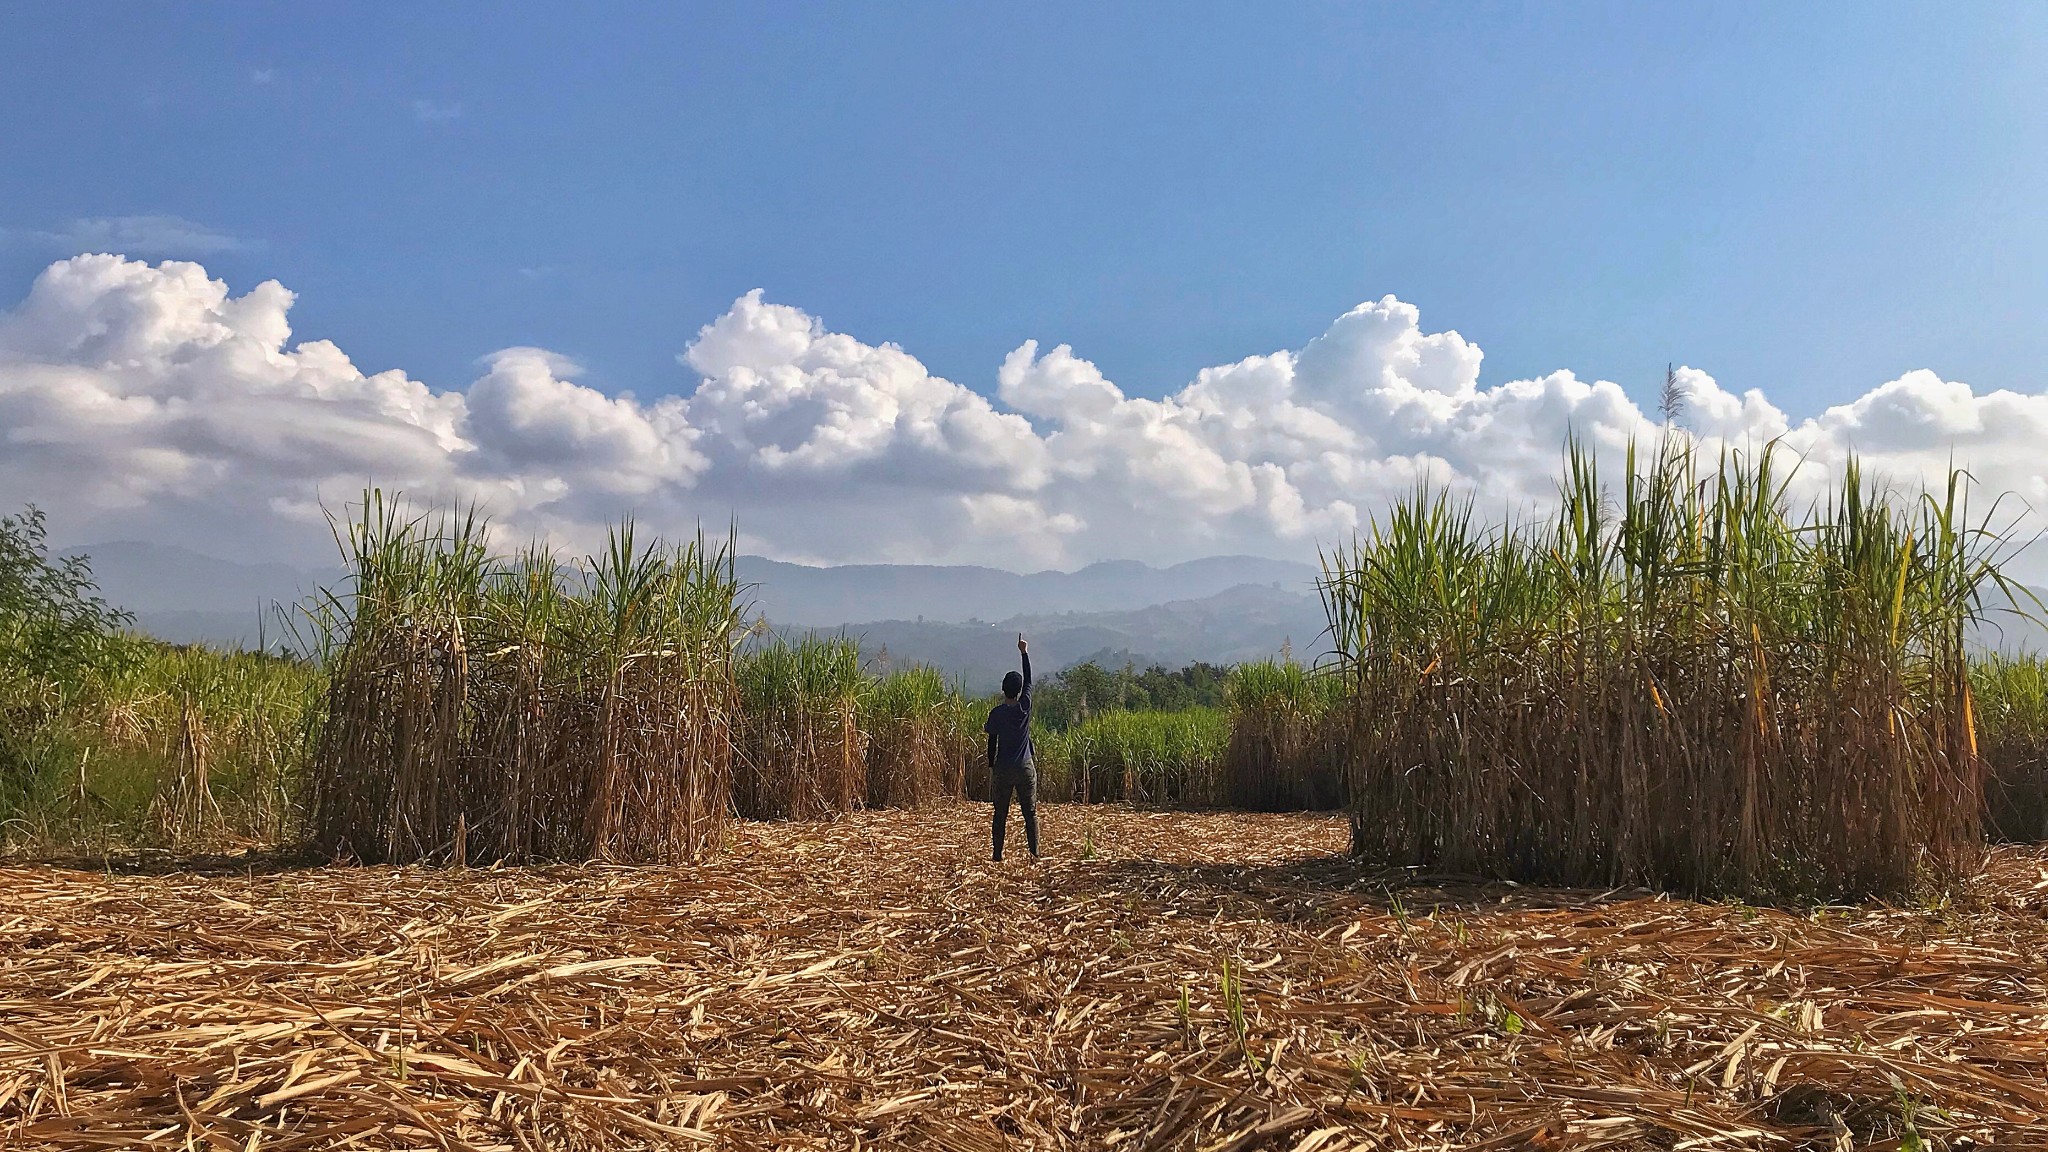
[19,12,2048,1148]
[4,432,2048,1151]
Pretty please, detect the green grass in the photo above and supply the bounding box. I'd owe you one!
[3,505,325,853]
[734,636,866,819]
[861,666,967,809]
[2,635,319,854]
[1049,707,1229,805]
[1974,653,2048,842]
[1222,659,1345,811]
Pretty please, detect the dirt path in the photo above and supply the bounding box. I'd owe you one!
[3,804,2046,1149]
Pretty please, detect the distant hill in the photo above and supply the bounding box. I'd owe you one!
[1978,582,2048,655]
[65,540,1324,664]
[62,541,338,648]
[802,582,1332,693]
[67,540,339,615]
[735,554,1317,625]
[62,539,2047,686]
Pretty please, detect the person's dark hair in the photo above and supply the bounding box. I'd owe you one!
[1002,670,1023,699]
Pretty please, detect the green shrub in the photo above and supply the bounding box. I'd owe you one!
[1,507,141,846]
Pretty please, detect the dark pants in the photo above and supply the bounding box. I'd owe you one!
[991,762,1039,860]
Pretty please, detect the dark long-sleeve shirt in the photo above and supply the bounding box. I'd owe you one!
[983,652,1033,771]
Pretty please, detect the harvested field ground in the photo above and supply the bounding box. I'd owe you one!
[4,805,2047,1151]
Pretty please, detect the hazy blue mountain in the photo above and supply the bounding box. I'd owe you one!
[735,554,1317,625]
[67,539,1323,659]
[1977,582,2048,655]
[64,539,2045,683]
[63,541,337,648]
[790,582,1331,693]
[68,540,336,614]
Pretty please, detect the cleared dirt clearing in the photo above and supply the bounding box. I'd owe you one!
[4,805,2046,1150]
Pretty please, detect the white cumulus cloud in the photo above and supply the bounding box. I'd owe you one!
[0,254,2043,575]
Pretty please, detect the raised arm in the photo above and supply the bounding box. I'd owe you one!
[1018,634,1032,714]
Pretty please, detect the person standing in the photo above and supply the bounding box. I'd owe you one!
[983,634,1038,861]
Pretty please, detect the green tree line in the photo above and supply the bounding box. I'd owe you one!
[1027,658,1231,731]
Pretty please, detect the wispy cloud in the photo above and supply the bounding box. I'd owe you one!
[251,68,276,85]
[412,99,464,124]
[11,215,246,258]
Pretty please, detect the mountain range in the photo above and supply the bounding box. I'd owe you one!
[66,541,1326,689]
[61,540,2048,694]
[735,553,1314,625]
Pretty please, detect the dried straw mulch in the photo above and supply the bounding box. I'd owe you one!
[3,806,2046,1150]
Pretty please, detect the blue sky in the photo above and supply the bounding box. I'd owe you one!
[6,3,2044,407]
[3,4,2047,569]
